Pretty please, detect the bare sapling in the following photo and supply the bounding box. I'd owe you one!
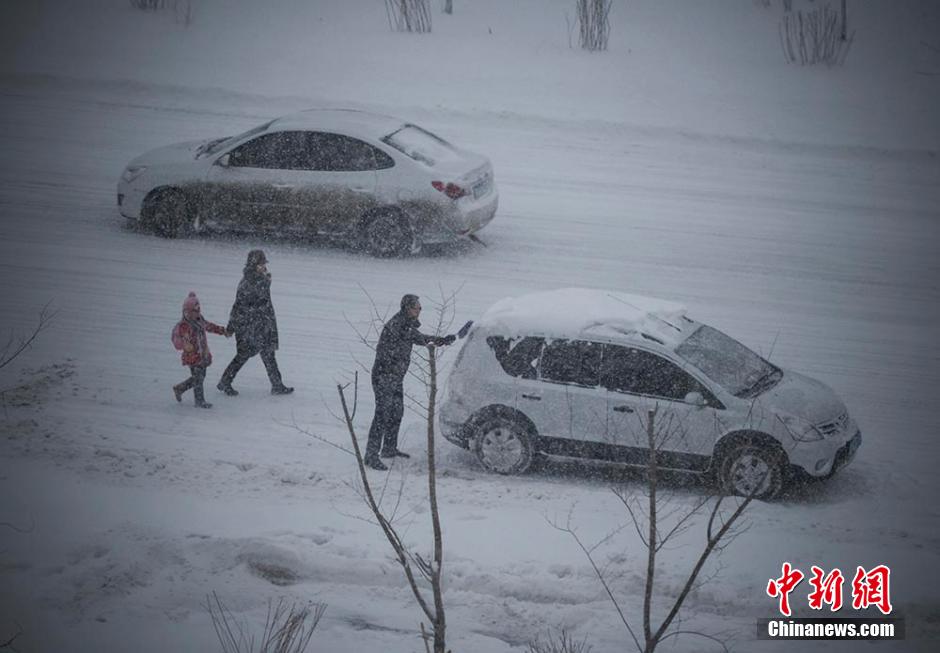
[336,364,448,652]
[0,303,56,373]
[1,303,57,415]
[326,288,458,652]
[0,304,53,648]
[0,621,23,651]
[551,406,761,653]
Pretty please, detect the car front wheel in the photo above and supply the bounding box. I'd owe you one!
[471,415,535,475]
[144,189,190,238]
[718,441,786,500]
[361,210,415,257]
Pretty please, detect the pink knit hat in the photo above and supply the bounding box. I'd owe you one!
[182,292,200,314]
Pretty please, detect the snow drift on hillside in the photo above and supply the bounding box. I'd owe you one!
[3,0,940,150]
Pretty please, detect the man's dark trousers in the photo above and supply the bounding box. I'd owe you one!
[219,342,283,388]
[366,374,404,459]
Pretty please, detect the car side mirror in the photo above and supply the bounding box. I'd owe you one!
[216,153,231,167]
[684,391,706,408]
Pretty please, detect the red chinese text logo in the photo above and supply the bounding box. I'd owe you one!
[808,565,844,611]
[851,565,893,615]
[766,562,805,617]
[767,563,892,616]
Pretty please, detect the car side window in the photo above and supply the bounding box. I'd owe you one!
[307,132,395,172]
[539,339,602,387]
[228,131,310,170]
[601,345,713,402]
[487,336,544,379]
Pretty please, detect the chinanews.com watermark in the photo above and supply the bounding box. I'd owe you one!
[758,618,904,640]
[758,562,905,641]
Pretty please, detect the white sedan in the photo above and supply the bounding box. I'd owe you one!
[117,109,498,256]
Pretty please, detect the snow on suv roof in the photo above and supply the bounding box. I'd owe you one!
[477,288,691,347]
[270,109,406,138]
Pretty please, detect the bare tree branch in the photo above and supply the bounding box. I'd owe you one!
[281,413,355,457]
[0,620,23,651]
[338,380,438,624]
[0,514,34,534]
[562,405,760,653]
[547,514,642,653]
[293,288,463,652]
[1,303,57,374]
[658,629,729,652]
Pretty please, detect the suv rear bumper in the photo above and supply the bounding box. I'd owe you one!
[439,418,472,450]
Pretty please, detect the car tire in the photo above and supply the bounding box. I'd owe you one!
[471,414,535,475]
[361,210,415,257]
[718,439,786,500]
[144,189,190,238]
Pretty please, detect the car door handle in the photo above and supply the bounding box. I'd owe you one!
[272,183,293,190]
[351,187,371,193]
[612,405,634,413]
[521,394,541,401]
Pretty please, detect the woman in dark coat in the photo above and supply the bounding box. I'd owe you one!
[217,249,293,396]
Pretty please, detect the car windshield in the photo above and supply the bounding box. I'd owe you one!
[675,325,780,398]
[381,124,457,167]
[196,120,275,158]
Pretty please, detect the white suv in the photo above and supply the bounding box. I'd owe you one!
[439,289,861,499]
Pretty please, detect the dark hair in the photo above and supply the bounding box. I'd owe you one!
[400,294,420,311]
[246,249,267,267]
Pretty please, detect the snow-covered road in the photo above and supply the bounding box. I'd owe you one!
[1,75,939,651]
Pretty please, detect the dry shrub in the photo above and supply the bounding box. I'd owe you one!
[129,0,193,26]
[528,628,593,653]
[207,593,326,653]
[385,0,433,33]
[576,0,612,52]
[129,0,166,10]
[779,2,854,66]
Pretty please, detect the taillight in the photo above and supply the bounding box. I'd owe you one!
[431,180,467,200]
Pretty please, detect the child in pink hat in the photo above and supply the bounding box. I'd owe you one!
[171,292,230,408]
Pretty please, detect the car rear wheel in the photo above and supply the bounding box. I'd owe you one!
[144,189,190,238]
[718,440,786,500]
[361,210,415,257]
[471,415,535,475]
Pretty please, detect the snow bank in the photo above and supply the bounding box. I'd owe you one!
[2,0,939,150]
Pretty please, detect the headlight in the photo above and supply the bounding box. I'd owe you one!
[778,414,823,442]
[121,165,148,183]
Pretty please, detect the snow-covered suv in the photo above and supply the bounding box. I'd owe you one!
[439,289,861,499]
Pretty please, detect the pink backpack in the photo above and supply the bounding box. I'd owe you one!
[171,321,186,351]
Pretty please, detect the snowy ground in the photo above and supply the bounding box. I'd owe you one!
[2,1,940,652]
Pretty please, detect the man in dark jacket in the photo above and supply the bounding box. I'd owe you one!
[364,294,455,470]
[217,249,293,396]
